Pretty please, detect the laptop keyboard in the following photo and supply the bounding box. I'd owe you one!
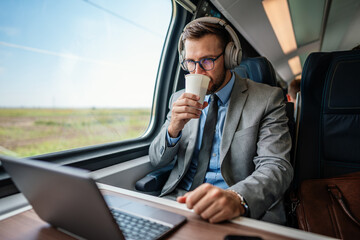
[110,208,171,240]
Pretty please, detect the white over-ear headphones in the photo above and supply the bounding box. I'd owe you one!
[178,16,242,70]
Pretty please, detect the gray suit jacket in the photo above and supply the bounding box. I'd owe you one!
[149,74,293,224]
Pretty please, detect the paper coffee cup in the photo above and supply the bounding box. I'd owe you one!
[185,74,210,104]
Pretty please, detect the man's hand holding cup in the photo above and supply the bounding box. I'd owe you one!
[168,74,210,138]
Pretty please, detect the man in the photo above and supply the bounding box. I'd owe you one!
[286,78,301,109]
[149,17,293,224]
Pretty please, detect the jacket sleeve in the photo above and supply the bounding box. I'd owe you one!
[228,87,293,220]
[149,91,183,168]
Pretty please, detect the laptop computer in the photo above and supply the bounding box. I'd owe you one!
[0,155,186,240]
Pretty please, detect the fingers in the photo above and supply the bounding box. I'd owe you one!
[182,184,242,223]
[176,191,191,203]
[185,183,212,209]
[202,196,241,223]
[181,92,200,101]
[207,206,234,223]
[190,185,225,220]
[168,93,205,137]
[172,105,202,119]
[202,101,208,109]
[176,93,203,110]
[177,196,187,203]
[177,192,190,203]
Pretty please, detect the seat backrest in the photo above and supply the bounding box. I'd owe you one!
[235,56,296,164]
[234,56,277,86]
[294,50,360,186]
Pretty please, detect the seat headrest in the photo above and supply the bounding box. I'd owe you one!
[323,54,360,113]
[234,57,277,86]
[301,50,360,115]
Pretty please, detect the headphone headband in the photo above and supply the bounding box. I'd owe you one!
[178,16,242,70]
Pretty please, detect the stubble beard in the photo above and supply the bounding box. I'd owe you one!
[206,68,227,95]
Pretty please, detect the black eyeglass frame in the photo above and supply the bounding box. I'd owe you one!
[181,51,224,72]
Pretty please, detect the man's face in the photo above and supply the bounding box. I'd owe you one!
[184,34,230,94]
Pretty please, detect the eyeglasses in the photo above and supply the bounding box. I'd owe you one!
[181,52,224,72]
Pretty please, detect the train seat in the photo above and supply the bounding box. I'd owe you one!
[294,49,360,186]
[234,56,277,86]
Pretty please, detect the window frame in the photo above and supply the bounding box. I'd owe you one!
[0,0,191,198]
[0,0,260,199]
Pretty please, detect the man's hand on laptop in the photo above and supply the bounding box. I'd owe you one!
[177,183,245,223]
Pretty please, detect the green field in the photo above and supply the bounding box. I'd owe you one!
[0,108,151,157]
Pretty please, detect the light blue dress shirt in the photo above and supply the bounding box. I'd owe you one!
[167,73,235,190]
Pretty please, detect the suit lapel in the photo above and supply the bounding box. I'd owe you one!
[220,75,248,164]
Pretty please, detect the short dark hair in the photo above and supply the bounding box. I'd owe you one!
[288,79,301,99]
[181,21,231,51]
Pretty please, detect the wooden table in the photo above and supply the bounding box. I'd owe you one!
[0,184,335,240]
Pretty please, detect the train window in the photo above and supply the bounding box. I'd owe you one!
[0,0,172,157]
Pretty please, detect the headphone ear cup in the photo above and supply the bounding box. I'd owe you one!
[236,47,242,67]
[178,33,186,71]
[224,41,242,69]
[224,42,235,69]
[179,50,186,70]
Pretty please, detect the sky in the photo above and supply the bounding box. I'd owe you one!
[0,0,172,108]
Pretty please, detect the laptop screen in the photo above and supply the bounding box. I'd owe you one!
[1,155,186,240]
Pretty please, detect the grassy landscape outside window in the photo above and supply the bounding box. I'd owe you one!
[0,0,172,157]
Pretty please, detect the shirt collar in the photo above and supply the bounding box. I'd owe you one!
[205,72,235,105]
